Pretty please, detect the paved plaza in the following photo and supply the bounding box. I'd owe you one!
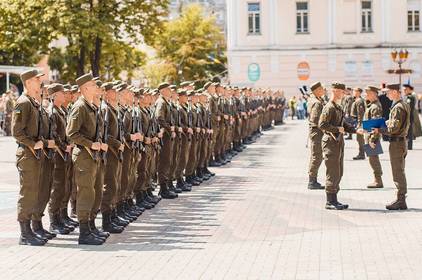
[0,120,422,279]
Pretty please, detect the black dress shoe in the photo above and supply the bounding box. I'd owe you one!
[159,189,178,199]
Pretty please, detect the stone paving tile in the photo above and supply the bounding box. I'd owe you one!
[0,120,422,279]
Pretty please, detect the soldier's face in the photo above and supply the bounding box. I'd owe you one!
[179,95,188,104]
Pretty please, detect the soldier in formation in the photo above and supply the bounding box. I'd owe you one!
[12,70,286,246]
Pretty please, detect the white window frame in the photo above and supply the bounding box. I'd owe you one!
[296,1,309,34]
[408,0,421,32]
[361,0,373,33]
[247,2,261,35]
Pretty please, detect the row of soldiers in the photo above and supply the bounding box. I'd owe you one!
[12,69,287,246]
[307,81,410,210]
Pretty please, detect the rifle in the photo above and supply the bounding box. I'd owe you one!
[187,101,193,141]
[33,83,44,160]
[207,105,212,140]
[177,102,182,140]
[116,104,124,162]
[150,106,163,147]
[136,102,145,152]
[170,103,175,141]
[91,101,101,161]
[196,104,202,140]
[45,97,56,160]
[102,104,109,164]
[131,102,138,151]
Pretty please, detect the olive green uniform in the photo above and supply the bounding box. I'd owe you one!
[12,94,43,222]
[66,96,101,223]
[364,101,383,183]
[351,97,366,157]
[319,101,356,194]
[307,94,325,179]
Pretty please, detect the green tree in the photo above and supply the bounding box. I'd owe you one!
[153,3,226,84]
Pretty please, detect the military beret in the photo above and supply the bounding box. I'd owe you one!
[158,82,170,91]
[403,83,414,90]
[47,83,64,95]
[353,87,363,93]
[365,85,380,93]
[187,90,195,97]
[180,81,194,87]
[177,89,187,96]
[310,82,322,92]
[63,84,71,91]
[331,82,346,90]
[170,85,177,90]
[71,85,79,93]
[386,83,400,91]
[101,82,114,91]
[20,69,44,84]
[203,82,212,89]
[76,73,94,87]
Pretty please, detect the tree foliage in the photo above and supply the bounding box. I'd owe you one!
[153,4,226,84]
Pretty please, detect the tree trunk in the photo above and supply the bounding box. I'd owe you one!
[91,36,102,77]
[77,38,86,77]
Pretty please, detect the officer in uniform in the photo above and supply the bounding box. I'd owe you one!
[403,84,416,150]
[307,82,325,190]
[154,83,178,199]
[375,84,410,210]
[13,69,49,246]
[351,87,366,160]
[319,82,363,210]
[66,73,107,245]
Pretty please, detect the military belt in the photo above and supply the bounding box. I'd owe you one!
[388,136,406,142]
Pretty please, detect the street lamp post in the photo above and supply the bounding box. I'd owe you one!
[390,49,409,88]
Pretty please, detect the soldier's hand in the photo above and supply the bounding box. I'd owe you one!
[65,145,72,153]
[217,116,221,121]
[130,134,137,141]
[369,142,376,149]
[119,144,125,151]
[201,128,205,134]
[356,128,364,135]
[47,140,56,149]
[139,134,144,142]
[135,132,142,140]
[34,140,44,150]
[101,143,108,152]
[338,127,345,134]
[170,126,175,132]
[196,127,200,133]
[91,142,101,151]
[178,127,183,133]
[171,131,176,138]
[187,128,193,134]
[158,132,163,138]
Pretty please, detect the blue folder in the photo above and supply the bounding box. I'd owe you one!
[364,141,383,157]
[362,118,387,131]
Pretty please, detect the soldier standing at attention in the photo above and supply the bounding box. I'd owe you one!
[66,73,106,245]
[403,84,416,150]
[363,86,384,189]
[351,87,366,160]
[374,84,410,210]
[155,83,178,199]
[307,82,325,190]
[342,88,354,140]
[319,82,363,210]
[13,70,51,246]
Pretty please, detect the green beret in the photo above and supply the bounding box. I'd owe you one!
[310,82,322,92]
[177,89,187,96]
[76,73,94,87]
[365,85,380,93]
[386,83,400,91]
[101,82,114,91]
[331,82,346,90]
[20,69,44,84]
[158,82,170,91]
[47,83,64,95]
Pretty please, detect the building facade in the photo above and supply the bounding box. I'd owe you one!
[227,0,422,96]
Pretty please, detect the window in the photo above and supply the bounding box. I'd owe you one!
[361,0,372,32]
[296,1,309,33]
[408,0,420,31]
[248,3,261,35]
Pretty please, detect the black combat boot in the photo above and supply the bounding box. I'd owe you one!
[159,184,178,199]
[352,153,365,160]
[49,213,71,235]
[186,175,200,186]
[181,178,193,189]
[19,220,46,246]
[117,203,135,222]
[136,192,154,209]
[32,219,56,240]
[70,200,77,218]
[102,212,124,234]
[147,188,161,203]
[202,168,211,180]
[128,198,145,215]
[122,201,139,219]
[386,194,408,210]
[78,222,104,245]
[89,219,109,240]
[308,176,324,190]
[325,193,348,210]
[111,208,130,227]
[209,158,221,167]
[61,208,79,227]
[168,180,182,194]
[177,178,191,192]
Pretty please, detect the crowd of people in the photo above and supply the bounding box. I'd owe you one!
[306,81,420,211]
[12,69,287,246]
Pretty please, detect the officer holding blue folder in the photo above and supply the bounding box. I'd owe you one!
[363,86,384,189]
[373,84,410,210]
